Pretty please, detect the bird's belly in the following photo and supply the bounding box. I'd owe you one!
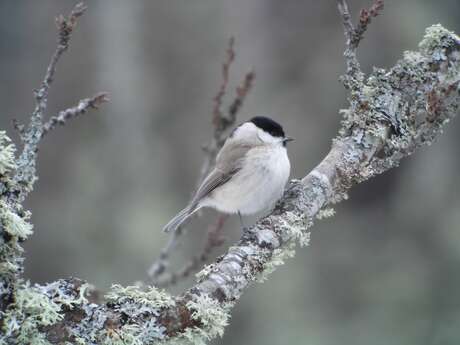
[205,148,290,215]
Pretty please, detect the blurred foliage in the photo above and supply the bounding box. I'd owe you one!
[0,1,459,344]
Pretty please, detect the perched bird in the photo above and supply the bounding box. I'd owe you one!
[163,116,293,233]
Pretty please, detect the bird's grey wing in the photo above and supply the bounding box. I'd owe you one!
[190,142,252,207]
[190,167,238,208]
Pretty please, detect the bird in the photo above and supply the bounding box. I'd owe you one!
[163,116,293,233]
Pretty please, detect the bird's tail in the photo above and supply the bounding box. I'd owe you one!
[163,205,201,233]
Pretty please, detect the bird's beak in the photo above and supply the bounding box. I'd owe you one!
[283,137,294,144]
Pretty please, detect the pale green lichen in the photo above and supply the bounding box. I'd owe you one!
[0,280,92,345]
[316,207,336,220]
[402,50,424,65]
[0,201,33,239]
[257,242,296,283]
[186,294,230,339]
[0,131,16,176]
[156,295,231,345]
[40,280,90,308]
[280,211,311,247]
[419,24,459,54]
[1,282,61,344]
[100,320,165,345]
[106,284,175,310]
[95,284,176,344]
[195,264,216,282]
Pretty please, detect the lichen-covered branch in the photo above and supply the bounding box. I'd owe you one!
[41,92,109,138]
[12,2,90,204]
[337,0,384,89]
[0,3,108,343]
[1,2,459,345]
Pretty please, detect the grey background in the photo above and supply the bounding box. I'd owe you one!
[0,1,459,344]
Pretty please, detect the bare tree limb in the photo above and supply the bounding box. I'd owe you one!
[153,215,228,288]
[212,37,235,130]
[0,2,107,335]
[147,39,255,286]
[0,2,459,344]
[336,0,384,89]
[41,93,109,138]
[11,2,106,205]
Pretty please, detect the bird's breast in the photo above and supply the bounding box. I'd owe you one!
[207,146,290,215]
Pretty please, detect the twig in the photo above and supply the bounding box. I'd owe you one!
[356,0,384,47]
[336,0,384,88]
[35,2,87,113]
[0,1,107,317]
[227,70,255,137]
[41,92,109,138]
[147,227,184,281]
[212,37,235,130]
[11,2,106,204]
[153,215,228,288]
[147,39,255,286]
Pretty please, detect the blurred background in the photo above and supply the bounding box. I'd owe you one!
[1,1,460,344]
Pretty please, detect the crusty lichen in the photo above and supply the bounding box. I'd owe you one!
[93,284,176,344]
[0,131,16,177]
[336,24,459,184]
[256,243,296,283]
[419,24,460,55]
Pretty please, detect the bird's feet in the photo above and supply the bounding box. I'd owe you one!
[237,211,249,234]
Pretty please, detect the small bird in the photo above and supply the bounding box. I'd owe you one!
[163,116,293,233]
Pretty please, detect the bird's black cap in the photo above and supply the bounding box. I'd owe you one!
[249,116,285,138]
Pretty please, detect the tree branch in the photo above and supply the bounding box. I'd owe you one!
[11,2,107,205]
[41,92,109,138]
[336,0,384,89]
[147,38,254,286]
[153,215,228,288]
[0,2,107,339]
[0,2,459,344]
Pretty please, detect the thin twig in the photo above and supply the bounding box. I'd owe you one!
[336,0,384,88]
[147,39,255,286]
[212,37,235,130]
[12,2,100,204]
[356,0,384,47]
[35,2,88,113]
[41,92,109,138]
[147,227,184,281]
[226,70,255,138]
[154,215,228,288]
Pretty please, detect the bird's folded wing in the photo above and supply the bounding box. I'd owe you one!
[190,167,239,208]
[190,143,253,208]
